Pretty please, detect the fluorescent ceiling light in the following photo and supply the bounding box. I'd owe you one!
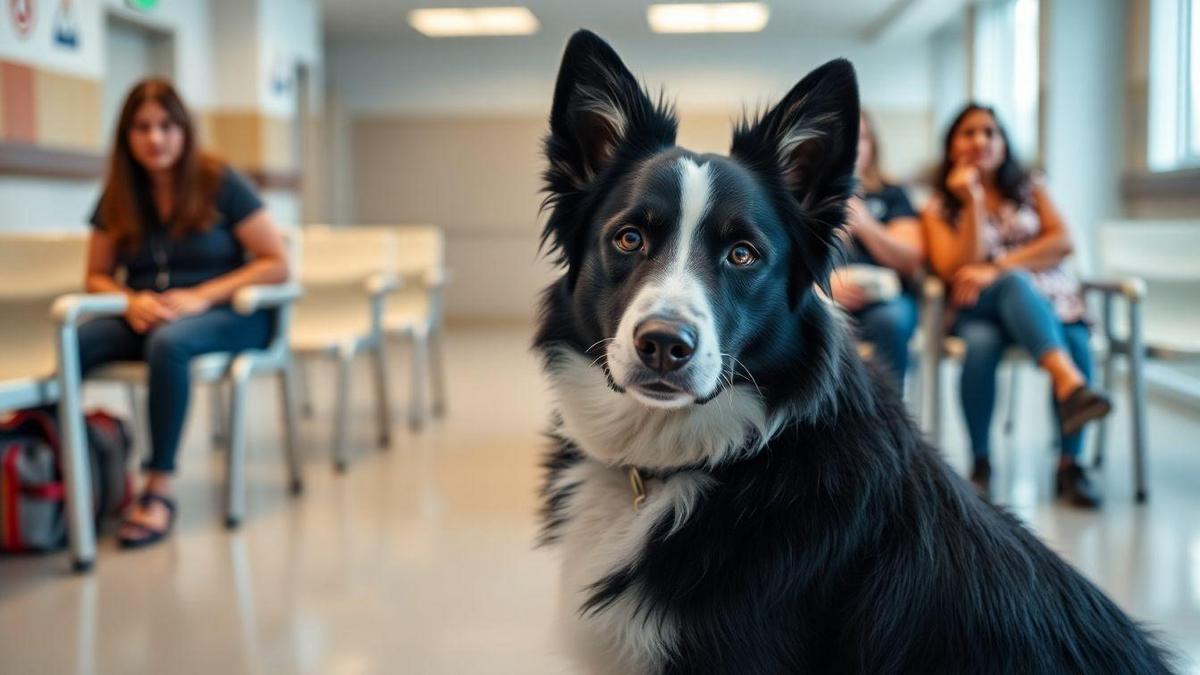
[647,2,770,33]
[408,7,539,37]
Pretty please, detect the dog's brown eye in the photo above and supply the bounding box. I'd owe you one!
[728,243,759,266]
[614,227,644,253]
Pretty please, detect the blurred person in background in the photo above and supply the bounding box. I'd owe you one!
[80,79,289,547]
[829,111,925,387]
[922,103,1110,508]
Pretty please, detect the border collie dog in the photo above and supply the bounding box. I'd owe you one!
[535,30,1172,674]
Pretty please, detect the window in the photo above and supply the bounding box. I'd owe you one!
[972,0,1041,163]
[1149,0,1200,170]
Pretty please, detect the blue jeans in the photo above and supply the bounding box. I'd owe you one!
[77,307,273,473]
[852,293,918,387]
[952,272,1092,460]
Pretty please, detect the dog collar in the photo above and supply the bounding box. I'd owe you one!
[621,462,707,511]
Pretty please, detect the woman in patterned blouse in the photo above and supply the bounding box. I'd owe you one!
[922,103,1110,509]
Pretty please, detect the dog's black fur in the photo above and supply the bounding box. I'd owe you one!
[535,30,1173,674]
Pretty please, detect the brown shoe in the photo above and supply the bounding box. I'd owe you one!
[1055,462,1102,509]
[1057,386,1112,437]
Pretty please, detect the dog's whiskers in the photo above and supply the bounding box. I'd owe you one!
[585,337,617,354]
[724,354,763,398]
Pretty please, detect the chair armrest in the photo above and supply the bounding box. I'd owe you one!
[419,268,452,290]
[921,275,945,301]
[51,293,128,325]
[232,283,303,315]
[365,271,403,296]
[1081,276,1146,301]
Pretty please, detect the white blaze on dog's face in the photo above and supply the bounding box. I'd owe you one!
[538,30,862,422]
[606,158,722,409]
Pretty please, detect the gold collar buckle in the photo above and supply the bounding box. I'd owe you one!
[626,466,647,511]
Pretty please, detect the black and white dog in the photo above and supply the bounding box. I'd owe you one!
[535,30,1172,674]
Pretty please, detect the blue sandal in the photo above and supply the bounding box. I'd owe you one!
[117,493,177,549]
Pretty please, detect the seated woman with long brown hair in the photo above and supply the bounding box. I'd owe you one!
[922,103,1111,508]
[80,79,289,547]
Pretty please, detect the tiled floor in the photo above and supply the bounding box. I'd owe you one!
[1,323,1198,674]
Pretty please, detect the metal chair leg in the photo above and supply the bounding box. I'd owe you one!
[225,361,252,529]
[409,328,429,432]
[1129,302,1149,503]
[126,382,150,463]
[1003,363,1021,436]
[370,337,394,449]
[55,321,96,573]
[429,327,447,419]
[280,364,304,495]
[1093,349,1116,468]
[295,357,314,419]
[332,344,355,473]
[210,380,228,448]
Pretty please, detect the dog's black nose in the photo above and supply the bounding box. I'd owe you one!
[634,318,697,373]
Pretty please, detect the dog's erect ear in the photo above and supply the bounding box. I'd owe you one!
[541,31,677,281]
[730,59,859,300]
[545,30,676,190]
[731,58,859,210]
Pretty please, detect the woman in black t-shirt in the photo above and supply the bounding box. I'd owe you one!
[829,111,925,386]
[80,79,289,548]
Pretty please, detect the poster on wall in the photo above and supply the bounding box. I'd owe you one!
[9,0,37,39]
[52,0,77,49]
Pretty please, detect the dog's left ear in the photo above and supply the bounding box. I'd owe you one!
[731,59,859,297]
[731,58,859,210]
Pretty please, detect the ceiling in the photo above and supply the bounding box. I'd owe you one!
[320,0,930,44]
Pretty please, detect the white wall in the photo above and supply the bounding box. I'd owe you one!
[0,0,215,233]
[1043,0,1125,272]
[0,0,320,233]
[257,0,323,117]
[0,178,100,233]
[328,34,932,116]
[930,18,968,147]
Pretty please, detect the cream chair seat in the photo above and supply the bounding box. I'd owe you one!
[0,233,126,572]
[382,225,449,429]
[291,226,401,472]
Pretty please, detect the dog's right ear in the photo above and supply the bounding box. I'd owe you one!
[541,30,676,278]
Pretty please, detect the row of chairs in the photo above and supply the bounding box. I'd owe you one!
[0,225,447,572]
[880,221,1200,504]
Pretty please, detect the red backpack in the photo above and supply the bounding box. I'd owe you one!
[0,407,133,553]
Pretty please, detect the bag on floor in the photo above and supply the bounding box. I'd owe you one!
[0,406,133,553]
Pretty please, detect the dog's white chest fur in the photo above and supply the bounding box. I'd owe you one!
[552,461,711,673]
[543,350,776,671]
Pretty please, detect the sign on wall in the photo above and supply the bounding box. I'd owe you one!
[9,0,36,39]
[52,0,77,49]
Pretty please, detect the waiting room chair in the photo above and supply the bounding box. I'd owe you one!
[291,226,401,472]
[0,233,126,571]
[87,233,304,528]
[919,270,1150,502]
[381,225,450,430]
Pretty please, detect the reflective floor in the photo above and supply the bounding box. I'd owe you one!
[1,323,1198,674]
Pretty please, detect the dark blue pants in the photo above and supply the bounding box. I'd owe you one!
[952,272,1093,460]
[851,293,918,387]
[78,307,272,473]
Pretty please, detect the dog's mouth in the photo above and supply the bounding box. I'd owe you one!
[634,379,686,397]
[628,379,694,408]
